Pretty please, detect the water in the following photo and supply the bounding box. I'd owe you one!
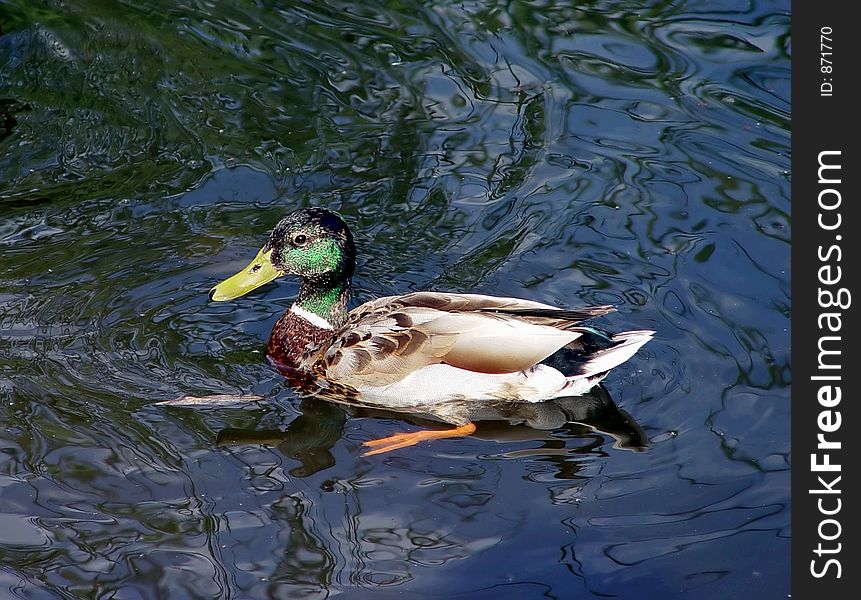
[1,1,790,597]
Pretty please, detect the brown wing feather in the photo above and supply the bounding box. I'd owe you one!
[323,325,457,387]
[319,293,603,385]
[394,292,612,316]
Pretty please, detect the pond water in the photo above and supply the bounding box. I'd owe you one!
[1,1,790,598]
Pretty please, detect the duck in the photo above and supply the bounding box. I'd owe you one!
[210,207,653,456]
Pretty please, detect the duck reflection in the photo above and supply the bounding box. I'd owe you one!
[215,385,647,477]
[216,397,346,477]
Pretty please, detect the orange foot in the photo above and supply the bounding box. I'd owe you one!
[362,422,477,456]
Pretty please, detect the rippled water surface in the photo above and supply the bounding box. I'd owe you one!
[1,1,790,597]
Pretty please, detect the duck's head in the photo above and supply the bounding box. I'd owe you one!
[210,207,355,301]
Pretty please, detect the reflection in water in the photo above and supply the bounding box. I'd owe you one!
[217,398,346,477]
[214,384,648,478]
[206,385,649,595]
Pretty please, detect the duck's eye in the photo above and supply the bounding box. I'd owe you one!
[293,234,308,246]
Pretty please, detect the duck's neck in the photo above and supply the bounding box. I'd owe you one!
[294,277,351,329]
[266,276,350,368]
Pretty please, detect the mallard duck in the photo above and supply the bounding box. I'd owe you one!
[210,207,653,455]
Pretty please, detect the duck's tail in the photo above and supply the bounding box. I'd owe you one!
[561,329,654,395]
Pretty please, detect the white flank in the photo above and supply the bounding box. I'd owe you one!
[353,329,655,406]
[357,363,570,407]
[290,304,334,330]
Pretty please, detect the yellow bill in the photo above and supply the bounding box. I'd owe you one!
[210,248,282,301]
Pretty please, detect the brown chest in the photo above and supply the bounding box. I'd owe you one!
[266,311,333,369]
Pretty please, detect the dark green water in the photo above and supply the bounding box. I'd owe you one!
[1,1,790,598]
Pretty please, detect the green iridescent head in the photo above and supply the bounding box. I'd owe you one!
[210,208,355,301]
